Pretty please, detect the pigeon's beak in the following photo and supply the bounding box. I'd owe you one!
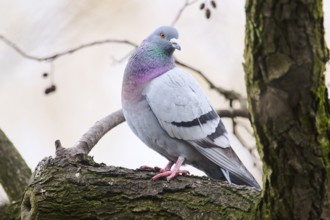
[170,38,181,51]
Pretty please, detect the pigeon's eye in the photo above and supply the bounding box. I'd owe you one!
[160,32,166,39]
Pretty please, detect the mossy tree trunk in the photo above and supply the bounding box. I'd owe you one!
[244,0,330,219]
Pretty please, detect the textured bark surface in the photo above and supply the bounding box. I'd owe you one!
[244,0,330,219]
[21,155,260,220]
[0,129,31,201]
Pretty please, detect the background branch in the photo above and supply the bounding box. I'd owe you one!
[0,34,137,62]
[171,0,198,26]
[217,109,249,118]
[42,39,137,61]
[0,129,31,202]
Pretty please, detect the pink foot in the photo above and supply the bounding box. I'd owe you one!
[152,169,190,181]
[139,165,159,171]
[152,156,189,181]
[140,161,174,172]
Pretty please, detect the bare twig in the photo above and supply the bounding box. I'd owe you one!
[217,109,249,118]
[233,123,261,168]
[110,49,135,65]
[237,121,254,136]
[55,109,125,157]
[0,34,137,62]
[172,0,199,26]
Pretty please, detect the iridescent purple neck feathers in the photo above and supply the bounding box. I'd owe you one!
[122,41,175,99]
[122,26,180,100]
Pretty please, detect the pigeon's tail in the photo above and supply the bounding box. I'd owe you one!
[203,165,261,189]
[190,143,261,189]
[229,171,261,188]
[221,166,261,189]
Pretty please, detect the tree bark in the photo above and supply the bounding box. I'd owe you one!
[244,0,330,219]
[0,129,31,202]
[21,155,260,220]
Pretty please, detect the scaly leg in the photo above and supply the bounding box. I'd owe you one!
[158,161,174,172]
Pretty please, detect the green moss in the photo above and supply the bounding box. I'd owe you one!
[0,201,20,220]
[309,20,330,183]
[314,74,330,184]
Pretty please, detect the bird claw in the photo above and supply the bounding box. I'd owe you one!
[140,165,156,171]
[140,158,188,181]
[152,169,190,181]
[139,165,163,172]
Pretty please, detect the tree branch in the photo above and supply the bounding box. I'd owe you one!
[55,109,125,157]
[22,154,260,219]
[171,0,198,26]
[0,129,31,202]
[0,34,137,62]
[217,109,249,118]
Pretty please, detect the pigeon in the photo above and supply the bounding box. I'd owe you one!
[121,26,260,188]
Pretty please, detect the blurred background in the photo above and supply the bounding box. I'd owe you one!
[0,0,329,203]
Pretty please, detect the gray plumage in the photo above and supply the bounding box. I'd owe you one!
[121,26,260,188]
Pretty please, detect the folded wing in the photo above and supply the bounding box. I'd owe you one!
[143,67,260,188]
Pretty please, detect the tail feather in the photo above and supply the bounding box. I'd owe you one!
[229,171,260,188]
[205,165,260,188]
[190,142,261,189]
[221,168,232,184]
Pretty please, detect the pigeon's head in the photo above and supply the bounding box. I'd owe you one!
[145,26,181,55]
